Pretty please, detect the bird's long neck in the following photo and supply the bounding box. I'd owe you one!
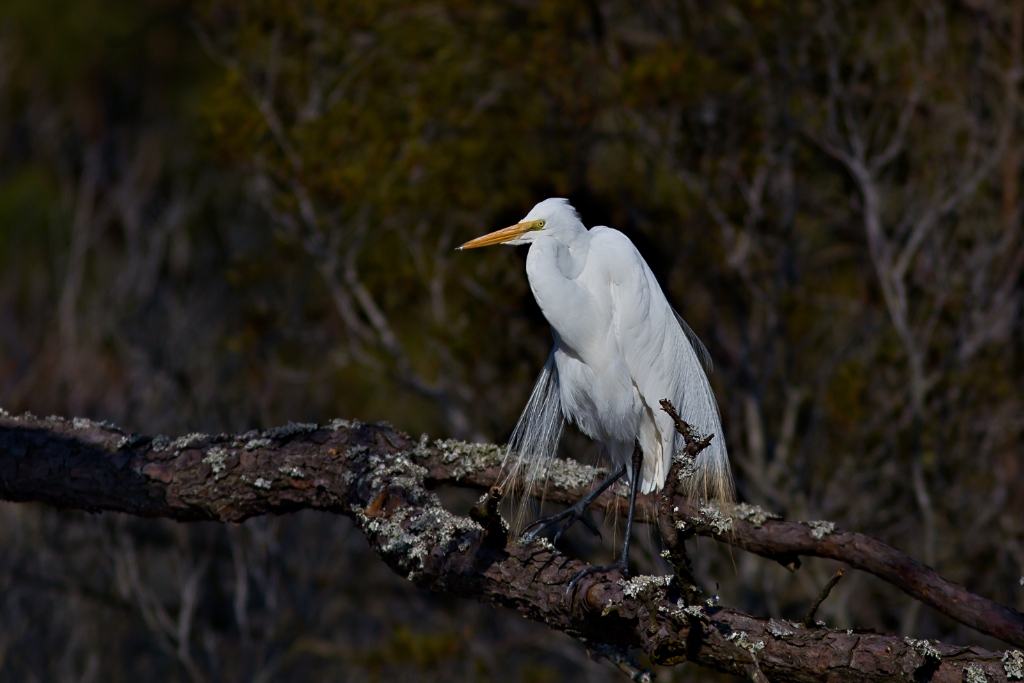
[525,230,598,355]
[544,228,590,280]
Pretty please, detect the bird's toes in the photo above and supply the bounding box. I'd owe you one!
[530,554,560,585]
[565,568,594,594]
[565,562,627,594]
[522,519,549,541]
[578,514,602,539]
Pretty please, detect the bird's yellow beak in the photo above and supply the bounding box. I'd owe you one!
[456,219,545,250]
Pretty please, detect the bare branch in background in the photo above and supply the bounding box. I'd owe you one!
[192,20,481,439]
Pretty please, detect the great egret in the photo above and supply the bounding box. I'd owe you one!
[459,198,733,586]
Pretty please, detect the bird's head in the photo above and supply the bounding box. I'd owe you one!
[457,198,584,250]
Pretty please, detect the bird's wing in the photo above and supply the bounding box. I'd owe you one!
[587,227,675,489]
[589,227,732,499]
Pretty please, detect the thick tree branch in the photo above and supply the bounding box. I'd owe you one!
[1,411,1023,682]
[428,437,1024,651]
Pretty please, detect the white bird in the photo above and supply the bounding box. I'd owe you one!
[458,198,733,585]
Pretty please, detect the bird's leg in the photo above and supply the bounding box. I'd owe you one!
[566,443,644,594]
[523,463,627,545]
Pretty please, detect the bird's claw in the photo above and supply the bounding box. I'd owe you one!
[522,504,601,543]
[521,518,548,541]
[566,559,629,595]
[530,552,571,585]
[577,514,602,538]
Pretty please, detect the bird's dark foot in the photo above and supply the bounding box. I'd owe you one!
[522,499,602,546]
[566,558,628,594]
[530,552,573,586]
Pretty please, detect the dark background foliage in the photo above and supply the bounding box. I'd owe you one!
[1,0,1022,680]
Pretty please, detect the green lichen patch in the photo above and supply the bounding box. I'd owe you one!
[346,438,486,583]
[433,439,504,480]
[619,574,672,601]
[540,457,605,491]
[356,498,480,582]
[697,506,732,535]
[434,439,503,466]
[733,502,781,528]
[362,452,429,494]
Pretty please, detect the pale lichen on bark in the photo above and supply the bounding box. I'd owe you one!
[618,575,673,601]
[807,520,836,539]
[966,664,990,683]
[906,636,943,662]
[696,506,733,535]
[1005,650,1024,680]
[733,502,781,528]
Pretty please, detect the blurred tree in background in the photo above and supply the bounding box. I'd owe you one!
[1,0,1022,680]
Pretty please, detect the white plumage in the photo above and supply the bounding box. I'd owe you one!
[460,198,733,504]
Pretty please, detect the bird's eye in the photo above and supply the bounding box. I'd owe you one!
[536,220,546,228]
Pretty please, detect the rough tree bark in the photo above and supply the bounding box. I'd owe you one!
[1,410,1023,682]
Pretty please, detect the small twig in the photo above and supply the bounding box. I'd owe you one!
[657,456,699,598]
[804,568,845,626]
[657,399,706,600]
[659,398,689,436]
[659,399,714,456]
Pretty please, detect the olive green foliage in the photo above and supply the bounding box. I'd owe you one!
[1,0,1023,681]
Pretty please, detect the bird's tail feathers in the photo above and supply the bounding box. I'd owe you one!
[673,308,713,373]
[681,439,736,507]
[670,317,735,507]
[502,353,564,530]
